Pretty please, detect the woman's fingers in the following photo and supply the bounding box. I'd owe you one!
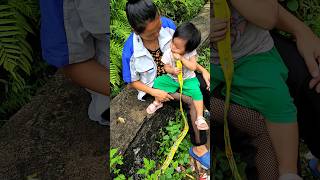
[309,76,320,92]
[212,18,228,31]
[211,28,227,41]
[211,18,228,43]
[316,82,320,93]
[167,94,174,100]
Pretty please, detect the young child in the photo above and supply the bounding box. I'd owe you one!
[146,22,209,131]
[211,0,301,179]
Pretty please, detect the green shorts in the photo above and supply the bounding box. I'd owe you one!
[153,75,203,101]
[211,47,297,123]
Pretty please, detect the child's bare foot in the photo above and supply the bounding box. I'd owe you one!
[195,116,209,130]
[146,101,163,114]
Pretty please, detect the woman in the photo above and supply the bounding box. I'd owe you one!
[122,0,211,169]
[211,0,320,179]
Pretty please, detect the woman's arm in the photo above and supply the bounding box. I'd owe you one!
[230,0,278,30]
[196,63,210,89]
[129,81,174,102]
[275,4,320,92]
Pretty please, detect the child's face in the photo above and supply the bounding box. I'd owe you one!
[171,37,187,55]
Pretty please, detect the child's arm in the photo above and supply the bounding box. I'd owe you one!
[164,64,181,75]
[230,0,278,30]
[173,53,197,71]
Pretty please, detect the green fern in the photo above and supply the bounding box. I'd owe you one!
[110,0,131,96]
[0,0,38,94]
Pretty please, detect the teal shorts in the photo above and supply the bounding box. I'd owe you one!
[153,75,203,101]
[211,47,297,123]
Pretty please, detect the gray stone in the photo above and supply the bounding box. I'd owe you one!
[0,72,108,180]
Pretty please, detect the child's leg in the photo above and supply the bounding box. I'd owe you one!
[193,100,209,130]
[193,100,203,118]
[182,77,209,130]
[266,122,299,175]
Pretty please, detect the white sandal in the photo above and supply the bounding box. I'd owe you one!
[195,116,209,130]
[146,101,163,114]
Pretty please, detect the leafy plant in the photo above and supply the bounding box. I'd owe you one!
[197,47,210,72]
[213,148,247,180]
[110,148,128,180]
[279,0,320,36]
[110,111,197,179]
[0,0,53,124]
[154,0,206,25]
[0,0,39,93]
[110,0,131,96]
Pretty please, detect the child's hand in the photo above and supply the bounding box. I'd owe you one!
[172,53,182,61]
[210,18,228,43]
[173,67,181,75]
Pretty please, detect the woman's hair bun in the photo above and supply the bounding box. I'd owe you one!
[127,0,141,4]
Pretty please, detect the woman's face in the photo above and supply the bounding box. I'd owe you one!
[139,15,162,41]
[171,37,187,55]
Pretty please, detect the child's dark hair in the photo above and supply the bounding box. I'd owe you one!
[125,0,159,34]
[173,22,201,53]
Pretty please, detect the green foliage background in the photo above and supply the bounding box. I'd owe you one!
[281,0,320,36]
[0,0,54,123]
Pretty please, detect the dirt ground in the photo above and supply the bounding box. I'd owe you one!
[0,73,109,180]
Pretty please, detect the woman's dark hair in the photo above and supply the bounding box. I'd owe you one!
[173,22,201,53]
[125,0,159,34]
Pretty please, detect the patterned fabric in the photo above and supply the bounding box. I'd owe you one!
[210,96,279,179]
[148,48,166,77]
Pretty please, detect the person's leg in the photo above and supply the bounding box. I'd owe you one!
[266,122,299,175]
[183,77,209,130]
[196,72,210,109]
[170,93,208,157]
[62,59,109,96]
[62,0,109,96]
[211,96,279,180]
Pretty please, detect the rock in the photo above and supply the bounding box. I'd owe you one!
[0,72,108,180]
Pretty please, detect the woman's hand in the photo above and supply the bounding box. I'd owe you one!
[151,89,174,102]
[295,28,320,93]
[210,18,228,43]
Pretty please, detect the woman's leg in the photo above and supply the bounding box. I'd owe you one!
[170,93,208,156]
[196,72,210,109]
[211,96,279,180]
